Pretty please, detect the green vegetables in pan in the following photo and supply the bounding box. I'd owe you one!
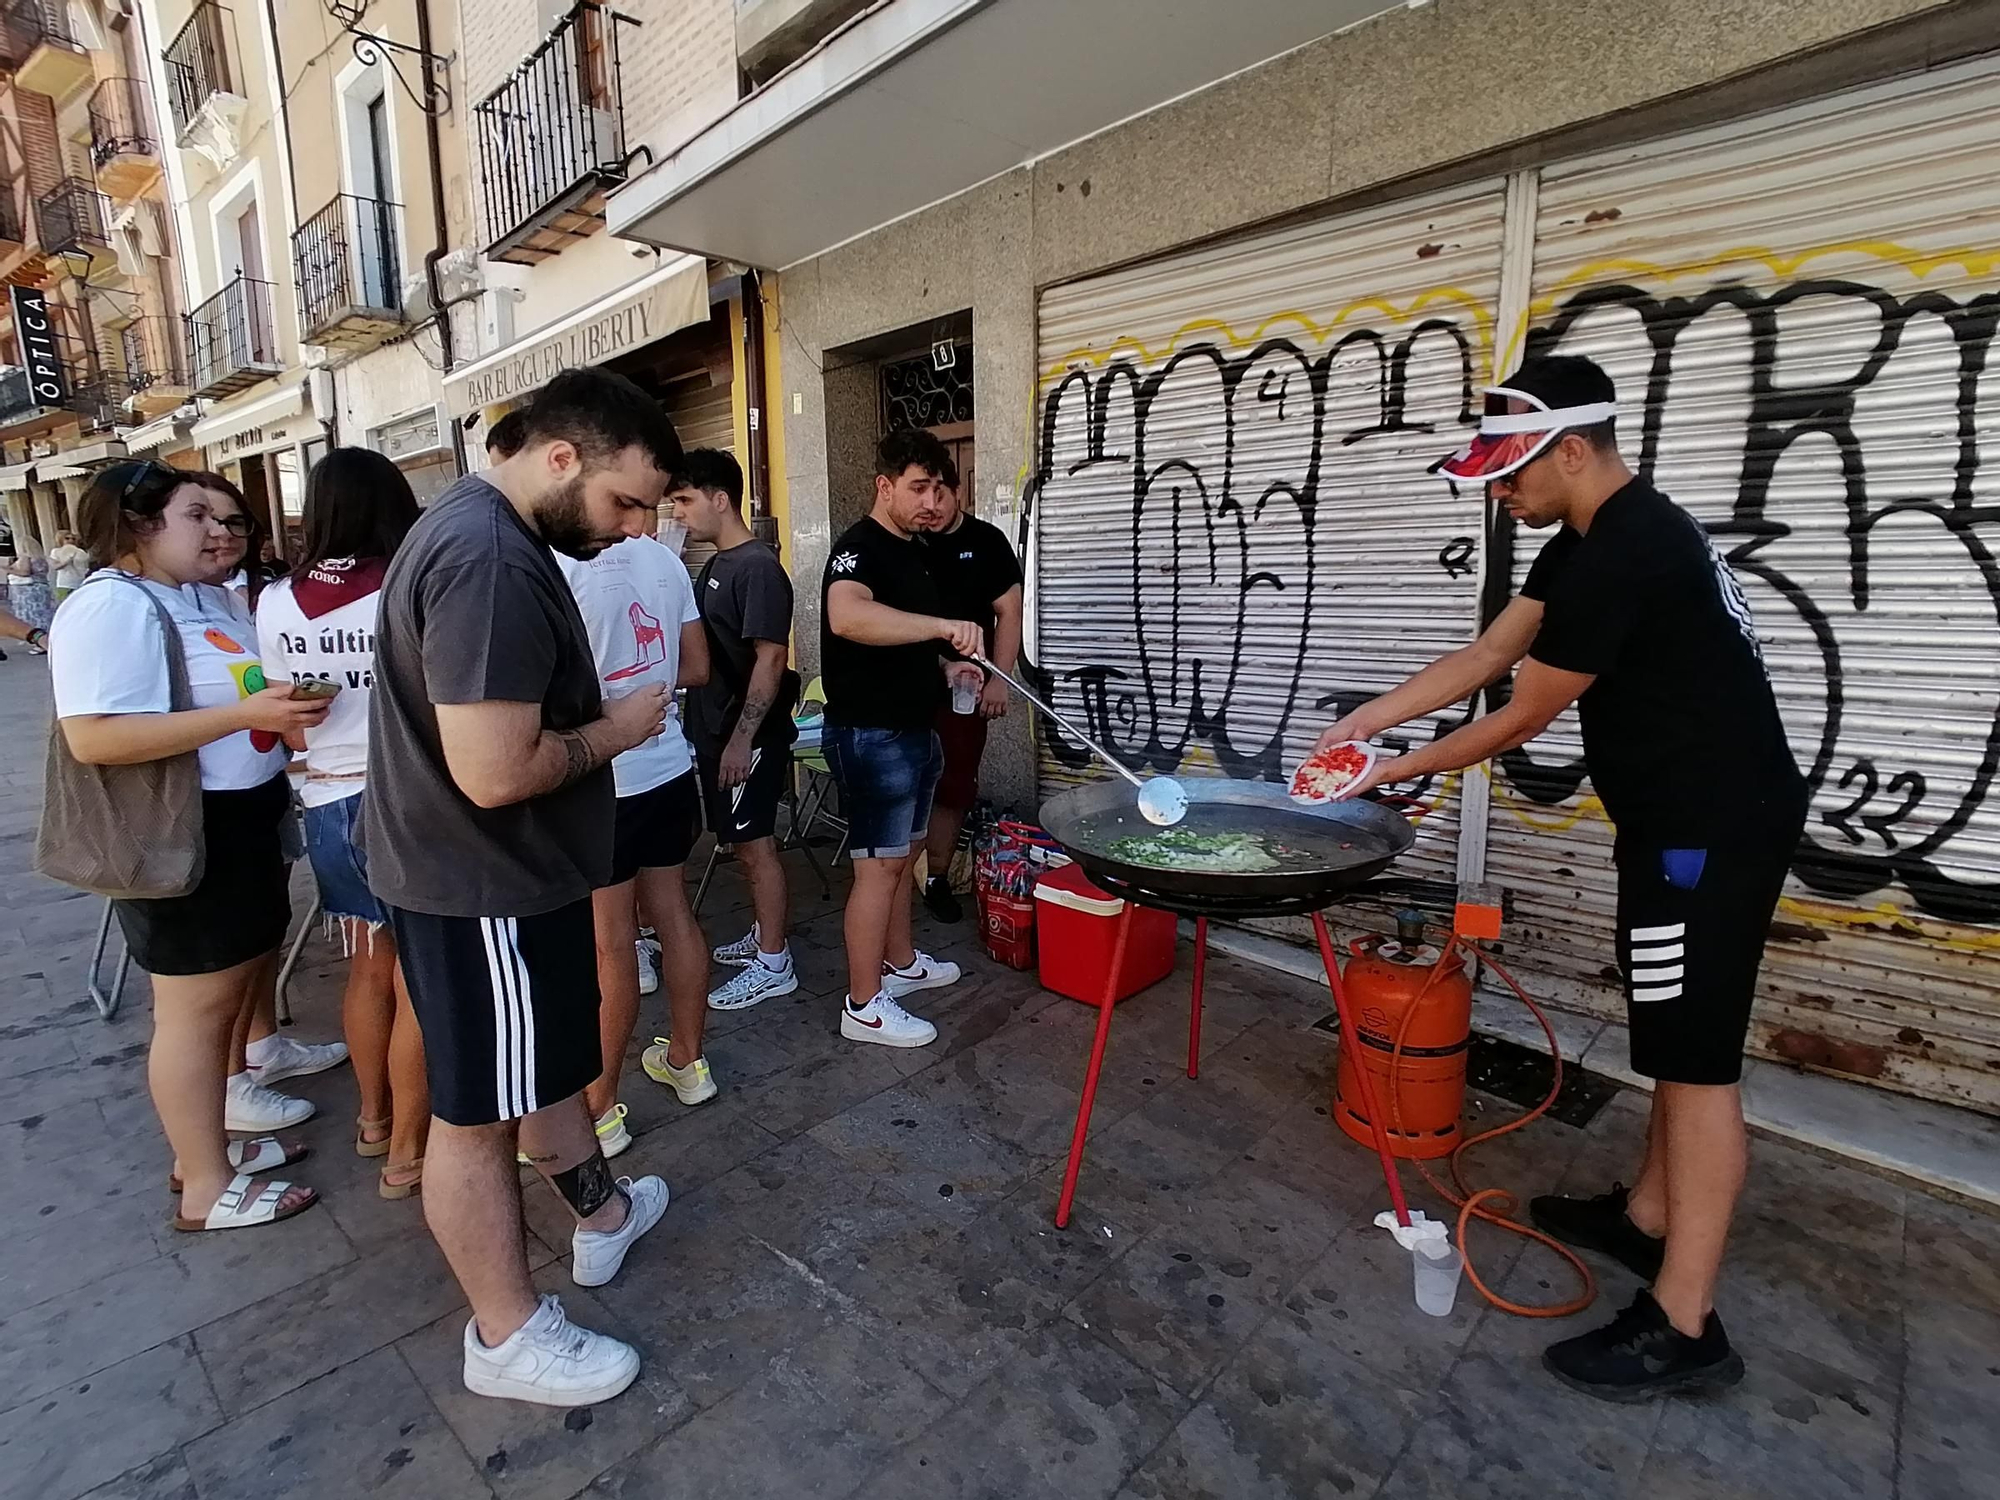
[1104,827,1288,873]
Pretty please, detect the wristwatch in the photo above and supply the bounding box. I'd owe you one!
[25,628,48,650]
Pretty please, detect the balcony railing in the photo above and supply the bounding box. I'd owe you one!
[185,273,281,399]
[122,315,190,395]
[89,78,158,168]
[0,0,78,62]
[473,2,637,264]
[0,367,39,426]
[35,178,111,255]
[293,193,402,342]
[163,2,236,141]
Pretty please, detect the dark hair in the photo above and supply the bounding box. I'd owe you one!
[518,366,682,475]
[486,408,527,459]
[1506,353,1619,453]
[671,447,744,509]
[938,453,960,491]
[298,447,420,573]
[76,461,256,566]
[876,428,949,483]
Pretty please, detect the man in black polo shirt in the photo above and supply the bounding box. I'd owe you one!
[1319,355,1807,1402]
[917,454,1023,921]
[821,430,982,1049]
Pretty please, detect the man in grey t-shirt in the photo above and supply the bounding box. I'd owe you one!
[364,367,681,1409]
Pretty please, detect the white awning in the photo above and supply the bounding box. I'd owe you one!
[54,439,128,469]
[0,462,33,492]
[442,253,709,418]
[606,0,1398,269]
[35,462,85,482]
[122,410,193,453]
[188,379,310,451]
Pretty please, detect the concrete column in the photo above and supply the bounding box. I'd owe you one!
[29,484,60,557]
[58,476,90,538]
[3,493,32,555]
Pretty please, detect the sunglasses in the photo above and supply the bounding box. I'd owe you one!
[117,461,255,537]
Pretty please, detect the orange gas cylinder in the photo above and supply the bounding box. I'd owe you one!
[1334,915,1473,1160]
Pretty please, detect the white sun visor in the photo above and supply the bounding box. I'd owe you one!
[1433,386,1619,482]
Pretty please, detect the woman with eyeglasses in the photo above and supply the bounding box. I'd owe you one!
[47,462,332,1231]
[256,449,429,1198]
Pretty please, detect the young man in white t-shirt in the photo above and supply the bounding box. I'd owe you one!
[557,530,717,1151]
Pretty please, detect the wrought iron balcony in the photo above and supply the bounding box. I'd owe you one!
[121,315,191,400]
[163,2,237,142]
[185,274,282,399]
[473,2,637,265]
[89,79,160,198]
[35,178,111,257]
[293,193,404,349]
[0,0,88,95]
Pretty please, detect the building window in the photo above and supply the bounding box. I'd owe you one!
[880,343,974,434]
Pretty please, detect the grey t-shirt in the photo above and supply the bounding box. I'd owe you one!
[361,475,612,917]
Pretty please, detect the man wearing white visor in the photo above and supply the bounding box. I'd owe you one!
[1317,353,1807,1401]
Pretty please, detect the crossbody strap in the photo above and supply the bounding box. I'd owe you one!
[80,571,196,714]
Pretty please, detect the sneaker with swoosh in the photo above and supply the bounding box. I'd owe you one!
[571,1175,671,1288]
[882,950,960,998]
[642,1040,719,1105]
[841,991,937,1049]
[461,1294,640,1407]
[1542,1290,1744,1402]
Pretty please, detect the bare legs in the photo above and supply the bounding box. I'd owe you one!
[586,884,643,1121]
[641,865,708,1070]
[587,864,710,1113]
[734,835,790,957]
[843,852,916,1004]
[1622,1081,1747,1335]
[923,804,968,886]
[346,929,429,1181]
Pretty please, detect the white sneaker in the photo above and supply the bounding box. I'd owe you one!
[707,954,799,1011]
[594,1103,632,1160]
[641,1041,719,1105]
[711,926,760,967]
[462,1294,640,1407]
[571,1175,671,1288]
[635,938,660,997]
[882,950,961,999]
[244,1034,349,1087]
[841,991,938,1049]
[225,1072,317,1131]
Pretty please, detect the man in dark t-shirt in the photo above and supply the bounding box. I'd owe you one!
[670,448,803,1012]
[819,429,982,1049]
[365,367,682,1410]
[1317,356,1807,1403]
[916,456,1023,922]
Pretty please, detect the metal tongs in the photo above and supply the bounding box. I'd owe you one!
[970,653,1188,826]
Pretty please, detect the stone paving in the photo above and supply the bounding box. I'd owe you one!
[0,651,1995,1500]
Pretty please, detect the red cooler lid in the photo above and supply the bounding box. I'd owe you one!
[1034,861,1127,916]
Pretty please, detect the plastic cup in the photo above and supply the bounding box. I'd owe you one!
[657,519,690,556]
[1411,1238,1463,1317]
[952,675,979,715]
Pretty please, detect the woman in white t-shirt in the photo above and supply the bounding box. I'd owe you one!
[49,462,332,1233]
[256,448,427,1198]
[46,531,91,600]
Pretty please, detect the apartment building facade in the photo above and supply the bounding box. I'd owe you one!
[0,0,189,557]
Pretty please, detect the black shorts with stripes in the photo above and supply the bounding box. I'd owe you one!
[386,898,602,1126]
[1614,831,1799,1087]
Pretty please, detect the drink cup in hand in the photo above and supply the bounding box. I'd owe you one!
[951,672,979,716]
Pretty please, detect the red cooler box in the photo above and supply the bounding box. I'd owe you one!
[1033,862,1177,1006]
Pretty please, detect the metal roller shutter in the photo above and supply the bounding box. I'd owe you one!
[1492,56,2000,1109]
[667,373,736,574]
[1030,180,1510,891]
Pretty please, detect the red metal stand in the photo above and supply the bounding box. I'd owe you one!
[1052,904,1411,1230]
[1310,912,1412,1227]
[1053,903,1134,1229]
[1187,915,1207,1079]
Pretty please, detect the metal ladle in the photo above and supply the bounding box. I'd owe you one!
[969,653,1189,826]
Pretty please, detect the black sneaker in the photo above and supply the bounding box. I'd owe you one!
[923,877,963,923]
[1543,1290,1744,1402]
[1529,1183,1666,1281]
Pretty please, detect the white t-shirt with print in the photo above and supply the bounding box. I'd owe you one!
[50,573,290,791]
[557,536,701,798]
[255,560,386,809]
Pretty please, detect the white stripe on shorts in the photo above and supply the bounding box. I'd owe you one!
[508,917,539,1114]
[1629,923,1686,943]
[1631,942,1684,962]
[1631,964,1685,984]
[1632,983,1684,1002]
[477,918,518,1118]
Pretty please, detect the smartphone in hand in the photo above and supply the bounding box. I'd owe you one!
[289,678,342,701]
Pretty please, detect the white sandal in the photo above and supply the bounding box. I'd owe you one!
[171,1173,318,1233]
[167,1136,310,1194]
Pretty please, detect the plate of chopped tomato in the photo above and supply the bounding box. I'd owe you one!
[1289,740,1377,804]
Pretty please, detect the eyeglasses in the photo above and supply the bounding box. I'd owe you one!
[213,512,256,538]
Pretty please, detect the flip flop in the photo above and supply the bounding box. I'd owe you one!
[171,1174,318,1233]
[355,1117,392,1159]
[379,1157,424,1201]
[167,1136,310,1194]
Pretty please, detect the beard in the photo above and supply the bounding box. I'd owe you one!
[534,475,611,559]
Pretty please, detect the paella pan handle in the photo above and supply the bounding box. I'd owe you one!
[971,653,1150,797]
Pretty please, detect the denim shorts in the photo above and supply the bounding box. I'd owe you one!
[824,724,943,860]
[304,789,387,926]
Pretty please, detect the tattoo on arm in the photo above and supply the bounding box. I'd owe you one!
[732,687,774,747]
[555,729,600,788]
[549,1151,620,1219]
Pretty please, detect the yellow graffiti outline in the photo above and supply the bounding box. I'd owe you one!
[1035,288,1495,393]
[1773,896,2000,953]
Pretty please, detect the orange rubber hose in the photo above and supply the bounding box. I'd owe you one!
[1378,934,1596,1318]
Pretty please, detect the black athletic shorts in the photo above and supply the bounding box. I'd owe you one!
[696,743,788,843]
[1615,831,1800,1086]
[609,770,701,884]
[386,898,601,1126]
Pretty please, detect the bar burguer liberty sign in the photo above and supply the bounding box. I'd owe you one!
[443,260,707,418]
